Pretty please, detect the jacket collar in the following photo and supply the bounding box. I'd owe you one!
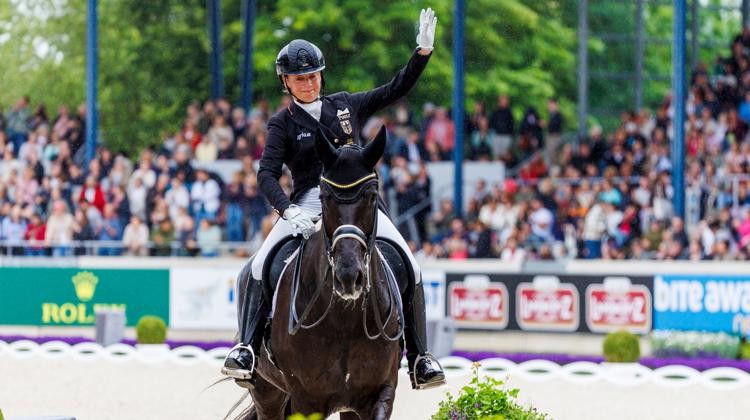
[288,100,320,133]
[288,97,340,141]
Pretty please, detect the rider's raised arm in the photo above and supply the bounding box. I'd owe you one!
[257,115,292,215]
[347,50,431,124]
[347,7,436,124]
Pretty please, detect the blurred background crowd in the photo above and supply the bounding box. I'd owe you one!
[3,30,750,261]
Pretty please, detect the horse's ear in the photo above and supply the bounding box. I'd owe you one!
[314,127,337,169]
[362,125,386,170]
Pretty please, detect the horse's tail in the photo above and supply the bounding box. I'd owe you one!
[223,389,254,420]
[201,377,254,420]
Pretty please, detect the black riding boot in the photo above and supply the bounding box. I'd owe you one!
[404,275,446,390]
[222,260,268,383]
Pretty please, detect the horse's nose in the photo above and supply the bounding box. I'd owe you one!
[334,263,364,300]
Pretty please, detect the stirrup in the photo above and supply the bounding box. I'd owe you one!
[409,352,447,390]
[221,343,257,380]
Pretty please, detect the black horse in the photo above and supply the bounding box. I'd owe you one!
[234,126,407,420]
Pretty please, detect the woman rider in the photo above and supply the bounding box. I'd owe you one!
[223,7,445,390]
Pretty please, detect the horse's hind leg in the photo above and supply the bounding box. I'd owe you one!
[249,376,289,420]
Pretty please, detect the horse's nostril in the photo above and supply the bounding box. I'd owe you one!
[355,271,365,289]
[333,267,365,297]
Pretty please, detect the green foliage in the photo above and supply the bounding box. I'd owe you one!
[0,407,4,420]
[740,342,750,361]
[652,330,740,360]
[0,0,742,152]
[0,0,576,154]
[432,364,548,420]
[136,315,167,344]
[286,414,323,420]
[603,330,641,363]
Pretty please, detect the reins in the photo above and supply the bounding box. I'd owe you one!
[286,173,404,341]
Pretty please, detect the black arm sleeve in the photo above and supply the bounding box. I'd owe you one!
[348,49,431,121]
[257,117,292,215]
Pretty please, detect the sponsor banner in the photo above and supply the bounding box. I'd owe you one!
[0,267,169,326]
[654,274,750,336]
[170,268,239,330]
[516,276,579,332]
[585,277,652,334]
[422,270,446,321]
[448,275,509,329]
[446,273,653,333]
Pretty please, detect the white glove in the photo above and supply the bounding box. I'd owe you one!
[416,7,437,51]
[283,204,316,239]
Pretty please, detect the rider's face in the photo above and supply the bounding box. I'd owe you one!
[285,72,321,102]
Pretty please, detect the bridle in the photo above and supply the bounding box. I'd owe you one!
[287,170,403,341]
[320,172,379,282]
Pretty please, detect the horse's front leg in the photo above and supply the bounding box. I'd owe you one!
[356,384,395,420]
[250,375,290,420]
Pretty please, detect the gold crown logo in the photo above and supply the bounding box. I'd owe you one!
[72,271,99,302]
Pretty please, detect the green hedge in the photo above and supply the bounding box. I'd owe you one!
[136,315,167,344]
[603,330,641,363]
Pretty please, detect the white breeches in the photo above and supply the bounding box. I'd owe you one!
[251,187,421,283]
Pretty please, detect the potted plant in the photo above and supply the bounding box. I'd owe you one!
[135,315,169,358]
[432,363,548,420]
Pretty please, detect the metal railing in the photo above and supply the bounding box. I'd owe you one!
[0,239,255,257]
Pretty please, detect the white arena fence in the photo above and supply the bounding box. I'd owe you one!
[2,339,749,391]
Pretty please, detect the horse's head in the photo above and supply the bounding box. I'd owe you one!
[314,125,386,301]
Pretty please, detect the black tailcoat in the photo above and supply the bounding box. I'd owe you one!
[258,50,430,214]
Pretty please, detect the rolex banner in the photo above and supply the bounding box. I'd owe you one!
[0,268,169,326]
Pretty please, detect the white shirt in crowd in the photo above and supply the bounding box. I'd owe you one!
[165,185,190,222]
[127,181,148,220]
[122,222,149,256]
[605,208,624,237]
[479,203,517,236]
[529,207,553,239]
[583,203,606,241]
[501,246,526,262]
[129,167,156,189]
[191,178,221,214]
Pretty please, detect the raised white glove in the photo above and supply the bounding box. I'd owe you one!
[283,204,316,239]
[416,7,437,51]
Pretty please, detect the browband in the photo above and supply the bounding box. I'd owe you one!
[320,173,377,189]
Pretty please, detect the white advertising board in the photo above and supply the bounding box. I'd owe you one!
[422,270,446,321]
[170,267,239,330]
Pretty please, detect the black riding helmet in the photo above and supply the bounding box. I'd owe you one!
[276,39,326,98]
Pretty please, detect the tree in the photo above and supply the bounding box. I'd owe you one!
[4,0,739,154]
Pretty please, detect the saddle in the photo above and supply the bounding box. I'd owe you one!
[254,236,410,366]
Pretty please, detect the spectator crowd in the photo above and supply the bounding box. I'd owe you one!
[3,29,750,261]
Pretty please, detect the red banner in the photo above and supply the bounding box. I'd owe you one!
[516,282,579,331]
[586,284,652,333]
[449,283,509,329]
